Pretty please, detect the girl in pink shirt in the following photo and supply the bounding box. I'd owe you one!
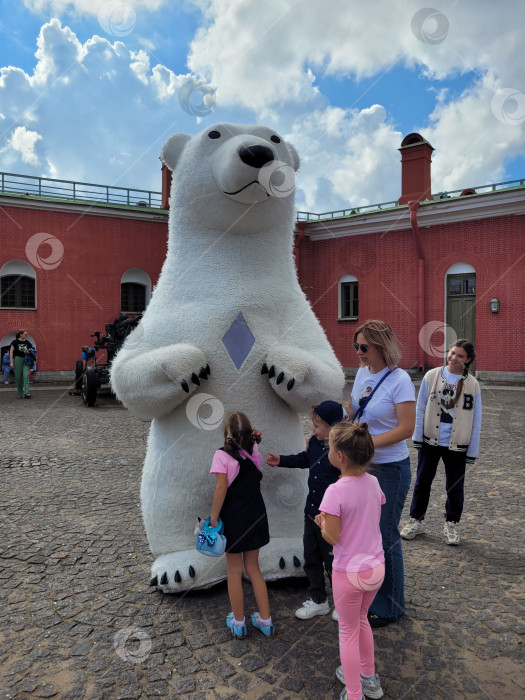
[317,423,385,700]
[210,411,274,639]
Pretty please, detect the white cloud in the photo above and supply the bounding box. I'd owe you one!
[286,105,401,212]
[5,126,43,165]
[130,49,150,84]
[423,74,525,192]
[0,19,196,187]
[186,0,525,209]
[23,0,167,17]
[2,1,525,213]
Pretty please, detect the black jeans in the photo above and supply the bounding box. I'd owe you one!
[303,515,333,604]
[409,443,466,524]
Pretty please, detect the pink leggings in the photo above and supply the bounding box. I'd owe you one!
[332,564,385,700]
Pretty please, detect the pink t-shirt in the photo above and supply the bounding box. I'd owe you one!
[319,474,385,573]
[210,444,263,486]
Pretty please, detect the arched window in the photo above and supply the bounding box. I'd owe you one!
[338,274,358,320]
[121,269,151,313]
[445,262,476,354]
[0,260,36,309]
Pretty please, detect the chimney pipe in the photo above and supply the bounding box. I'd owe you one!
[398,133,434,205]
[161,164,172,210]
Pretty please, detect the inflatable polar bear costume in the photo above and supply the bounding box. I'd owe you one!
[111,123,345,592]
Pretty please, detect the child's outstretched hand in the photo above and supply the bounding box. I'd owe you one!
[266,453,280,466]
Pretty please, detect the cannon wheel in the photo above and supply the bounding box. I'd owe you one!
[75,360,84,391]
[82,367,98,407]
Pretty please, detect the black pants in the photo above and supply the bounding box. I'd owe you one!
[409,443,466,524]
[303,516,333,604]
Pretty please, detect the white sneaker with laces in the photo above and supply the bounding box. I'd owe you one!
[444,521,460,545]
[295,598,330,619]
[400,518,424,540]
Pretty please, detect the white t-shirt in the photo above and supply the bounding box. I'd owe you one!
[351,366,415,464]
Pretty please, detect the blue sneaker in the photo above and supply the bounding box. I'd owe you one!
[251,612,276,637]
[226,612,247,638]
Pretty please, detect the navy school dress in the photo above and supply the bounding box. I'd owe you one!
[219,448,270,554]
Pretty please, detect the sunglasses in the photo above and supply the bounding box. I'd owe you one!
[353,343,368,353]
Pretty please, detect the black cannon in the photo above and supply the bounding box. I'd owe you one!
[74,313,142,407]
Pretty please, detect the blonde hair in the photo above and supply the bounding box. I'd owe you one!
[309,405,329,426]
[355,319,401,369]
[330,422,374,471]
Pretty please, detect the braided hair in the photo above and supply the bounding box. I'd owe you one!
[223,411,262,457]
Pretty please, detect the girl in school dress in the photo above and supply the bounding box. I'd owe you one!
[210,410,275,638]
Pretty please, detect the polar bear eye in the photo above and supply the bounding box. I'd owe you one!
[270,135,281,143]
[208,130,221,139]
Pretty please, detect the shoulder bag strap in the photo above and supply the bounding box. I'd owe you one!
[352,367,397,423]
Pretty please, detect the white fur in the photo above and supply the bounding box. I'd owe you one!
[111,123,345,592]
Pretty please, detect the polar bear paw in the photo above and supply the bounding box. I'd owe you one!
[261,362,295,391]
[180,364,210,394]
[258,537,305,580]
[149,550,227,593]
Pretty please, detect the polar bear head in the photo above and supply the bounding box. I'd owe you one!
[160,123,300,234]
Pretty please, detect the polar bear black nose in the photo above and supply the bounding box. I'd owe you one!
[239,145,274,168]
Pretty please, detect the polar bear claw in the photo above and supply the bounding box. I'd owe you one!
[261,363,295,391]
[181,366,209,393]
[149,551,228,592]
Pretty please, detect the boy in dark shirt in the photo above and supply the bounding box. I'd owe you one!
[266,400,344,619]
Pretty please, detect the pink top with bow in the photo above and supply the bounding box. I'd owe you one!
[210,444,263,486]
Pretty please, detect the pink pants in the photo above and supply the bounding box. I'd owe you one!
[332,564,385,700]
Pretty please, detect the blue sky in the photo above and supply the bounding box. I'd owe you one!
[1,0,524,213]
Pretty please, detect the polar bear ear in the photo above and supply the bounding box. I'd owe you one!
[160,133,192,172]
[286,141,300,172]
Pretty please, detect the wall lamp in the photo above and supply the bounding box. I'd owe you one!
[490,298,500,314]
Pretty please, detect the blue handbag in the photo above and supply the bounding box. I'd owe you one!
[195,517,227,557]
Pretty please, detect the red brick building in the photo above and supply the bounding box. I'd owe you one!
[1,134,524,381]
[295,134,525,381]
[0,177,168,379]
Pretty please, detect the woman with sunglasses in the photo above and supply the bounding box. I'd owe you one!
[345,320,415,627]
[401,339,481,546]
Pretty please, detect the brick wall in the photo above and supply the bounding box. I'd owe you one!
[0,201,168,374]
[296,214,525,373]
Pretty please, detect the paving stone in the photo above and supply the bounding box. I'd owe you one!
[1,385,524,699]
[280,676,305,692]
[171,675,196,694]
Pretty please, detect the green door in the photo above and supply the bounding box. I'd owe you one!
[446,273,476,368]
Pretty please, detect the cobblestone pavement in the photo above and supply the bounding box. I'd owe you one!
[1,383,524,699]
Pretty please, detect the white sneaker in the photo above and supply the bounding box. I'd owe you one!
[444,521,460,545]
[400,518,424,540]
[295,598,330,619]
[332,608,339,622]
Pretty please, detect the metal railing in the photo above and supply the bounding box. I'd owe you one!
[0,171,163,208]
[296,178,525,222]
[2,170,523,219]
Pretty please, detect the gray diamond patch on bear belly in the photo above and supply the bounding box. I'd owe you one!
[222,312,255,369]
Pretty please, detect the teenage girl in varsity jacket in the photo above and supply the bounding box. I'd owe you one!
[401,339,482,545]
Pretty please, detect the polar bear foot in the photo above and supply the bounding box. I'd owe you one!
[258,537,305,581]
[149,550,227,593]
